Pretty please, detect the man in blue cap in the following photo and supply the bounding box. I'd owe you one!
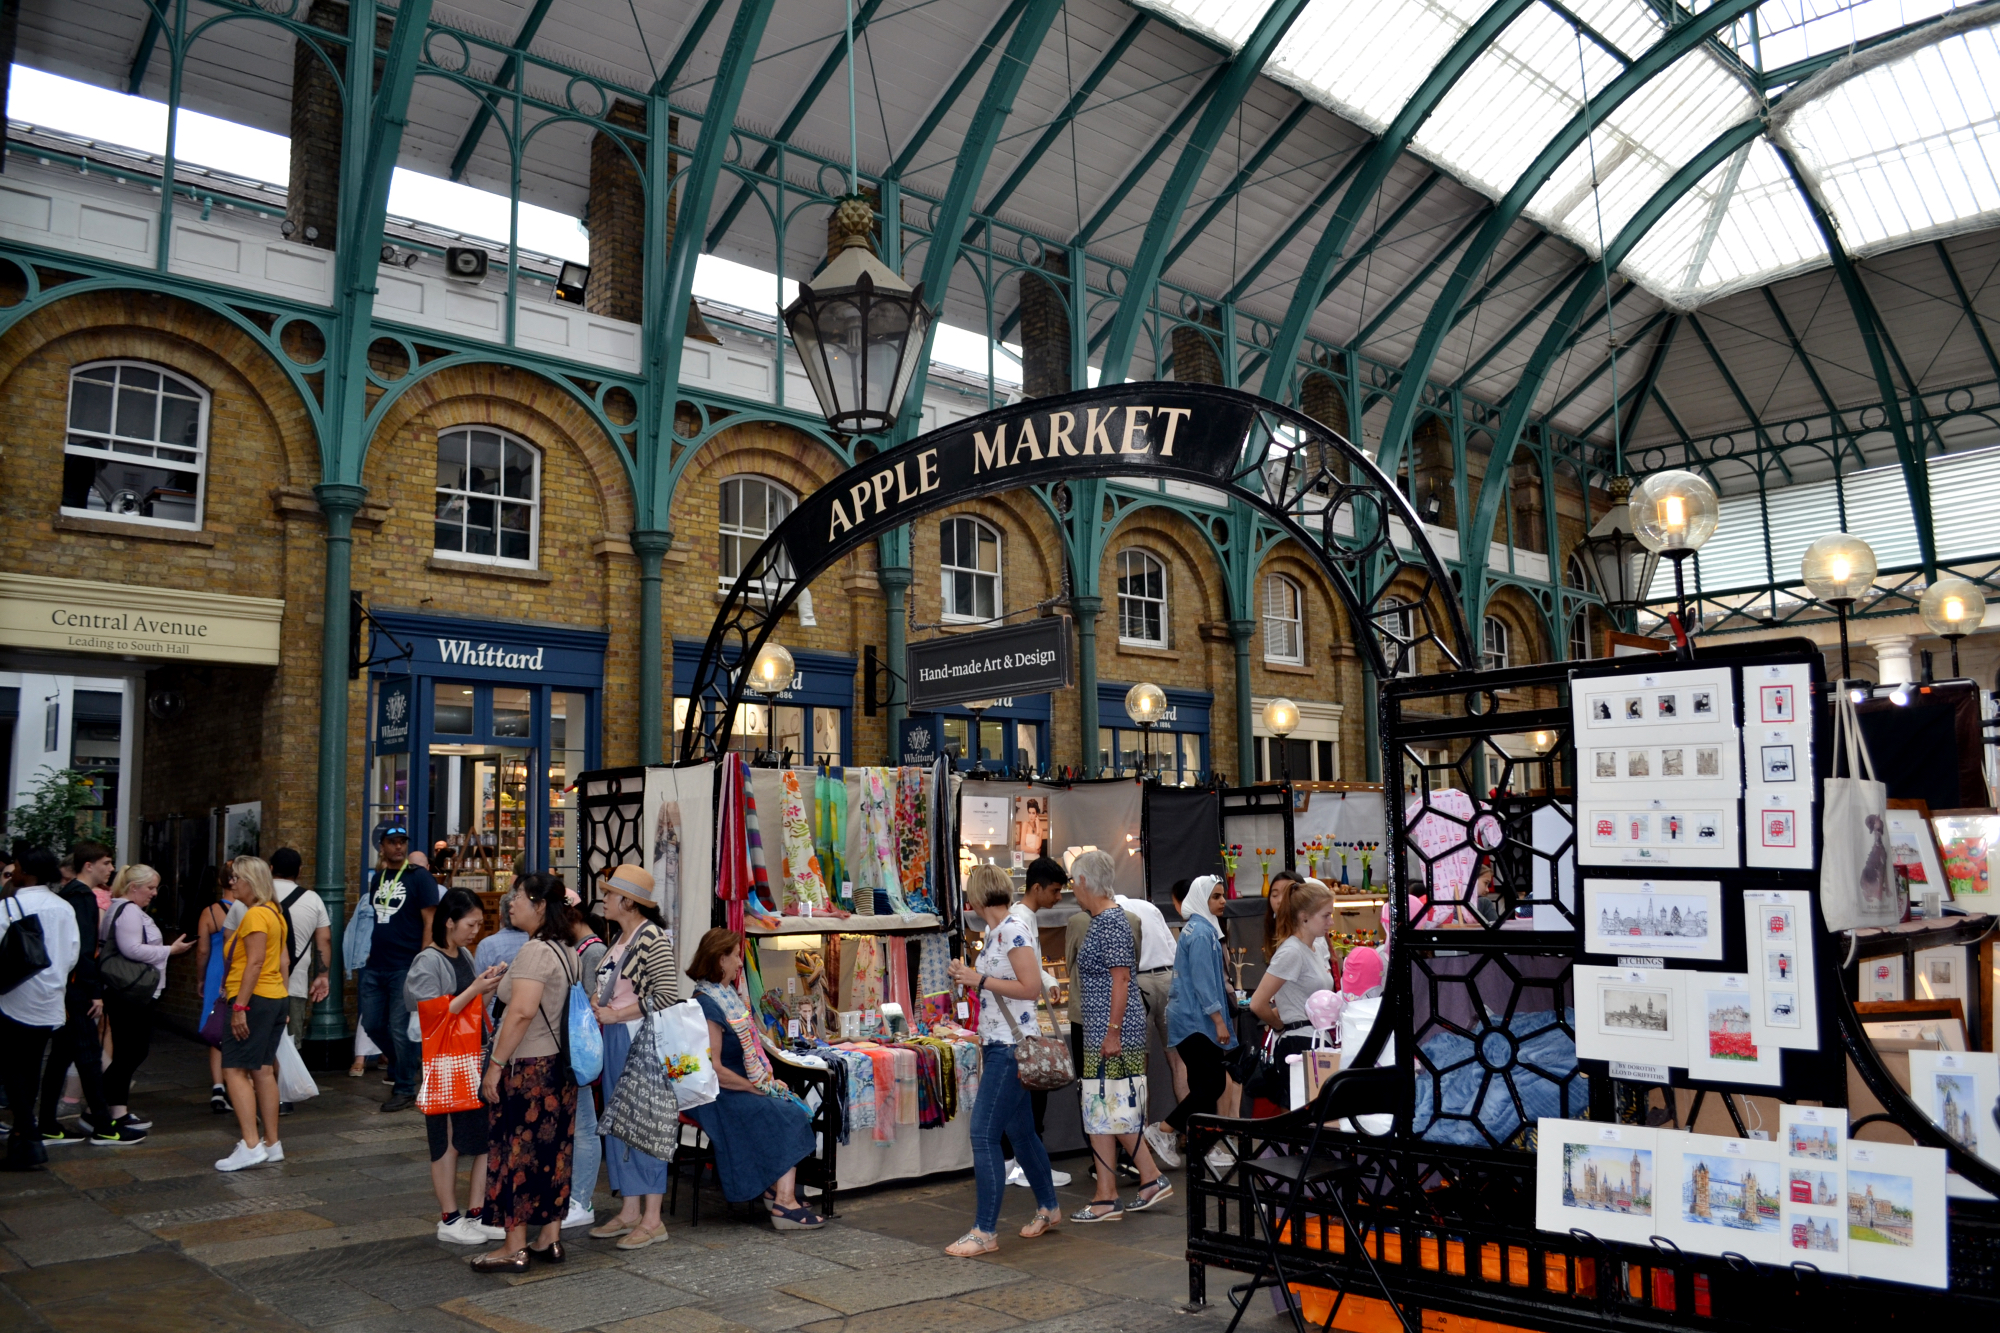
[358,825,438,1112]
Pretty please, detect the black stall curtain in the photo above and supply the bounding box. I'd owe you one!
[1855,683,1986,811]
[1143,786,1223,911]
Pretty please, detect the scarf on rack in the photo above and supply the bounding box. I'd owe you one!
[816,769,849,910]
[884,936,916,1034]
[719,754,781,932]
[778,768,831,915]
[840,933,884,1013]
[697,977,806,1110]
[854,769,904,914]
[894,767,934,914]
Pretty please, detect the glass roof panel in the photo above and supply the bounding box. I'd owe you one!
[1128,0,1278,50]
[1262,0,1495,137]
[1619,138,1827,302]
[1782,26,2000,252]
[1722,0,1964,74]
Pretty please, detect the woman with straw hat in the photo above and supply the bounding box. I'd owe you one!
[585,865,680,1250]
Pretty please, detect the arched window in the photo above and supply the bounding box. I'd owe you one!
[434,427,541,565]
[61,361,210,530]
[1568,606,1592,661]
[1482,615,1511,672]
[718,476,797,588]
[1118,550,1167,646]
[1263,574,1303,664]
[940,516,1000,622]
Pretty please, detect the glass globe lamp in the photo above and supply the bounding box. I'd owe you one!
[745,641,796,695]
[1920,577,1987,677]
[1631,470,1720,554]
[1800,533,1877,603]
[1126,682,1167,779]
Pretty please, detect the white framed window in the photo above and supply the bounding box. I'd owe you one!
[1380,597,1419,677]
[61,361,210,530]
[1263,574,1304,664]
[940,516,1001,622]
[1482,615,1511,672]
[434,427,541,566]
[718,475,797,590]
[1568,606,1591,661]
[1118,549,1167,646]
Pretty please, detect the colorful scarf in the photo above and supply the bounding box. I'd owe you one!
[841,933,883,1013]
[778,769,831,914]
[854,769,904,914]
[894,767,934,913]
[885,936,916,1033]
[816,769,849,909]
[696,978,805,1110]
[719,755,780,932]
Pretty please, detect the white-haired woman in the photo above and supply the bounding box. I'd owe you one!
[100,863,192,1132]
[1143,874,1235,1173]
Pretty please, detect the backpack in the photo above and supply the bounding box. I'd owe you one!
[279,884,313,981]
[0,896,51,994]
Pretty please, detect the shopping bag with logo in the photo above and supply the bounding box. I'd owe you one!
[650,998,720,1110]
[1822,688,1898,932]
[1287,1042,1342,1110]
[416,994,486,1114]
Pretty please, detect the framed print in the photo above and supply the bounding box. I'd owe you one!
[1907,1050,1999,1158]
[1913,945,1965,1002]
[1535,1119,1660,1246]
[1863,955,1905,1003]
[1780,1106,1849,1268]
[1758,744,1796,783]
[1744,888,1818,1049]
[1746,662,1814,871]
[1884,800,1946,900]
[1660,1133,1789,1265]
[1578,803,1738,868]
[1782,1105,1846,1162]
[1685,973,1783,1086]
[1758,684,1795,723]
[1575,965,1686,1067]
[1585,878,1724,960]
[1931,809,1998,904]
[1844,1140,1949,1288]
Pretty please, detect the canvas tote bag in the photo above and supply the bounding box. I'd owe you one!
[1822,689,1899,932]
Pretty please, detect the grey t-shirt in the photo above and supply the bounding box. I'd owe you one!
[1266,936,1333,1027]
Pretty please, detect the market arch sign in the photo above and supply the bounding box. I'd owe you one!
[682,381,1468,757]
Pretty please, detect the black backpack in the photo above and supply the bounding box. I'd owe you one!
[279,884,313,981]
[0,895,52,995]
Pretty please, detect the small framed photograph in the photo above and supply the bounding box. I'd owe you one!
[1595,750,1617,778]
[1627,751,1651,778]
[1691,689,1714,717]
[1625,696,1644,721]
[1760,744,1795,783]
[1662,748,1685,777]
[1696,747,1720,777]
[1760,809,1796,848]
[1914,945,1963,1001]
[1576,966,1687,1066]
[1863,957,1904,1003]
[1758,902,1795,940]
[1760,684,1794,723]
[1656,693,1679,719]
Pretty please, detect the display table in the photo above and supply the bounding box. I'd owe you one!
[831,1113,974,1190]
[748,912,942,936]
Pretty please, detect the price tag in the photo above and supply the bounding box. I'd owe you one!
[786,1019,800,1039]
[956,1000,970,1020]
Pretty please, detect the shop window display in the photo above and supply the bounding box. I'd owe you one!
[61,360,209,530]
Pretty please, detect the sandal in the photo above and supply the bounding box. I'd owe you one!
[1128,1178,1174,1213]
[589,1217,639,1239]
[1068,1201,1123,1224]
[1019,1206,1061,1239]
[615,1222,667,1251]
[946,1228,998,1256]
[770,1202,825,1232]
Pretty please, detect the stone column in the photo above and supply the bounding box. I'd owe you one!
[632,529,671,764]
[1073,595,1103,776]
[1869,633,1916,686]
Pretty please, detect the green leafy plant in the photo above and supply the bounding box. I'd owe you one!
[6,766,99,857]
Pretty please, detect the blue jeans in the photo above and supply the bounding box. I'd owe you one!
[972,1043,1057,1233]
[574,1077,602,1213]
[358,965,421,1098]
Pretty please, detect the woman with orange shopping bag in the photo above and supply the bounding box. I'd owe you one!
[405,889,507,1245]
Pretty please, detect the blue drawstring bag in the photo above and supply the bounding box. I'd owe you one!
[568,978,603,1083]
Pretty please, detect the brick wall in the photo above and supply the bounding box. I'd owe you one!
[287,0,395,251]
[1017,253,1071,400]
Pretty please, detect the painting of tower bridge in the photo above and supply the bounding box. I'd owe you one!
[1681,1156,1780,1234]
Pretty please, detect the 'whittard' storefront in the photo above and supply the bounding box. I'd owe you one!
[364,609,606,894]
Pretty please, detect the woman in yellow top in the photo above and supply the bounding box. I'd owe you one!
[216,856,292,1173]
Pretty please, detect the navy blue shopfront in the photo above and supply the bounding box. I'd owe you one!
[365,610,605,893]
[672,640,856,764]
[1098,682,1212,784]
[900,695,1053,773]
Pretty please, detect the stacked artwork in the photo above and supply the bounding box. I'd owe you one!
[1573,667,1741,869]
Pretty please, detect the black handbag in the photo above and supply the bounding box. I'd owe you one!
[98,902,162,1004]
[0,896,52,995]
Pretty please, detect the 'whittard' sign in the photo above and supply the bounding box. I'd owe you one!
[908,618,1072,711]
[436,638,546,671]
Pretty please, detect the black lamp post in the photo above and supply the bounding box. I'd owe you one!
[1921,577,1987,678]
[1801,533,1877,682]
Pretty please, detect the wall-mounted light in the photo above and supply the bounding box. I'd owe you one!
[555,261,590,305]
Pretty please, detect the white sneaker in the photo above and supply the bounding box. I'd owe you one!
[436,1215,488,1245]
[473,1219,507,1240]
[1005,1161,1029,1188]
[1143,1123,1183,1170]
[1048,1167,1072,1187]
[262,1142,284,1163]
[1205,1145,1235,1178]
[215,1141,268,1172]
[563,1200,595,1230]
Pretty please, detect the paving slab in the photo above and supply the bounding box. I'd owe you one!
[796,1294,1023,1333]
[186,1214,437,1267]
[777,1259,1022,1314]
[458,1269,700,1333]
[621,1241,845,1300]
[249,1276,400,1328]
[349,1257,503,1310]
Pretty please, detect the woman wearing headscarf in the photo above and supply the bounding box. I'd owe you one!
[1142,874,1236,1173]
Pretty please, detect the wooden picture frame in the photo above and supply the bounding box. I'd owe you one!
[1931,807,1999,905]
[1884,798,1949,901]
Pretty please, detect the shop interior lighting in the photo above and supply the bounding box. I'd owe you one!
[1801,532,1879,682]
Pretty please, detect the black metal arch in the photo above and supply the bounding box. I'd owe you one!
[679,381,1474,758]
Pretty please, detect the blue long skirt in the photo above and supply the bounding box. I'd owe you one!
[688,1086,815,1203]
[601,1020,670,1196]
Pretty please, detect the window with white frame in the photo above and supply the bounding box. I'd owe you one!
[1263,573,1304,664]
[1482,615,1511,672]
[1118,549,1167,646]
[718,475,796,590]
[434,427,541,565]
[1568,606,1591,661]
[940,516,1000,622]
[61,361,210,529]
[1380,597,1419,677]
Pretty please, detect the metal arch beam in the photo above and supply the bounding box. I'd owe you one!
[1936,241,2000,383]
[1451,260,1588,392]
[885,0,1033,181]
[446,0,561,182]
[1376,0,1763,483]
[1257,0,1538,403]
[1773,142,1936,574]
[1456,233,1551,324]
[653,0,733,95]
[1161,98,1313,271]
[128,2,167,95]
[1458,114,1767,634]
[706,0,893,250]
[1098,0,1313,385]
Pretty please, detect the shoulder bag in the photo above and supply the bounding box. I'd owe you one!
[1822,688,1899,932]
[0,896,51,995]
[98,902,161,1004]
[599,1005,680,1160]
[996,990,1074,1091]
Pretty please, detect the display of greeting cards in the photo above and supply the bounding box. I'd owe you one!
[1684,973,1783,1086]
[1779,1106,1849,1269]
[1535,1119,1660,1246]
[1864,954,1906,1002]
[1573,665,1742,869]
[1743,887,1818,1050]
[1575,965,1687,1067]
[1659,1132,1790,1265]
[1844,1140,1949,1288]
[1584,878,1724,960]
[1908,1050,1999,1159]
[1745,662,1815,870]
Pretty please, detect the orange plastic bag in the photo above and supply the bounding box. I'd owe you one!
[416,994,487,1115]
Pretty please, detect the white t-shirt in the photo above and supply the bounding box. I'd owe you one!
[1266,935,1334,1028]
[0,887,81,1028]
[275,880,331,998]
[1114,894,1176,970]
[976,912,1042,1045]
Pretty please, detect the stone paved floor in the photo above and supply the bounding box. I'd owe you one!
[0,1033,1296,1333]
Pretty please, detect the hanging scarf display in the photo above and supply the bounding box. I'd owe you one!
[894,767,934,914]
[891,1046,919,1125]
[855,769,905,914]
[884,936,916,1035]
[816,769,850,910]
[778,769,832,914]
[928,757,957,923]
[839,933,884,1014]
[739,757,780,923]
[865,1047,897,1141]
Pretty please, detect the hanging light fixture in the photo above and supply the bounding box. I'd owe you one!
[1262,697,1299,783]
[1576,477,1660,615]
[1919,576,1987,679]
[1800,533,1878,682]
[1631,469,1719,640]
[744,642,796,695]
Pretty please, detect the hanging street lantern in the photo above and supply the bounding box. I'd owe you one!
[783,196,935,434]
[1576,477,1661,615]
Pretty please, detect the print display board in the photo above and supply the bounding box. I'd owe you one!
[1573,666,1740,869]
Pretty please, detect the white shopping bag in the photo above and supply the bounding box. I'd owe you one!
[1334,997,1393,1135]
[650,999,719,1110]
[275,1033,319,1103]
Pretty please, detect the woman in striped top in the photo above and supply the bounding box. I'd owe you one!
[586,865,680,1250]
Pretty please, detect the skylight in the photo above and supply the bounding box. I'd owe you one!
[1723,0,1965,75]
